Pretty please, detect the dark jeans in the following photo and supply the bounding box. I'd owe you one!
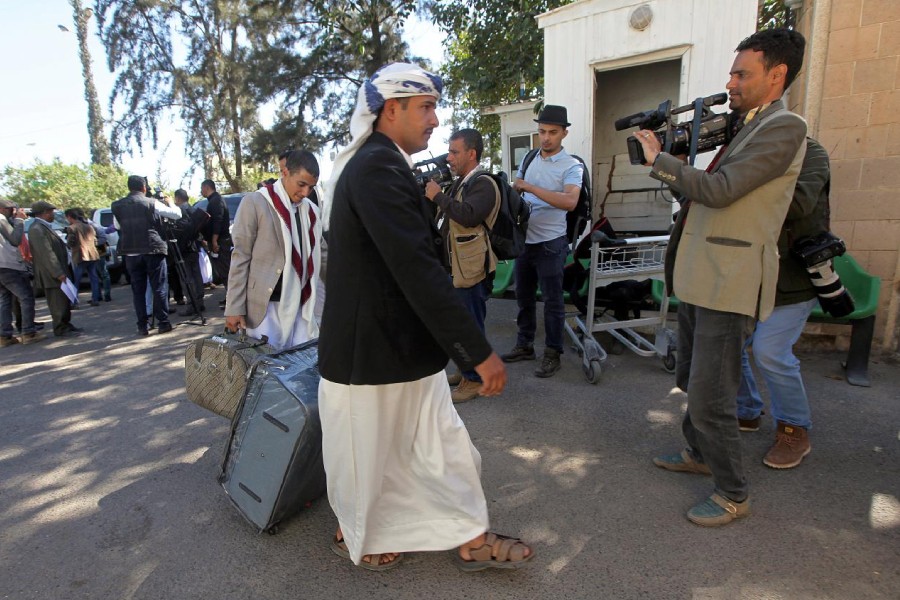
[0,268,36,336]
[95,257,111,299]
[677,302,754,503]
[514,235,568,353]
[126,254,170,328]
[72,260,101,303]
[456,279,490,383]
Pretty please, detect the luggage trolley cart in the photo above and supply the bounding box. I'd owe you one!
[565,230,676,384]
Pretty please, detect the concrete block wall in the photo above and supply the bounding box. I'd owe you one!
[802,0,900,354]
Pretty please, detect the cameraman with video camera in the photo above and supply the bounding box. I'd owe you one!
[111,175,182,336]
[636,28,808,526]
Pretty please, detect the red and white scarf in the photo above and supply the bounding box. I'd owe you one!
[258,180,321,343]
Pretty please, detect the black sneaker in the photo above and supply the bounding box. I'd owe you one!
[157,322,174,334]
[137,326,149,336]
[501,345,535,363]
[534,348,561,378]
[738,416,761,432]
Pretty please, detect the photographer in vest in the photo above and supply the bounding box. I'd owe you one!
[425,128,500,403]
[111,175,183,336]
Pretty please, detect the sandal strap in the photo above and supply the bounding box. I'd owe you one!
[467,532,528,563]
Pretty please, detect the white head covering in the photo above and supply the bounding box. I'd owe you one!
[322,62,443,227]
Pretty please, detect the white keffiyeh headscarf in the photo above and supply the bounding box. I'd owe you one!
[322,62,443,227]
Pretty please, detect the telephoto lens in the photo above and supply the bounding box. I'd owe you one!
[806,259,855,317]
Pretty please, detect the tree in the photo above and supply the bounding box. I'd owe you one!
[758,0,791,30]
[95,0,261,192]
[70,0,111,166]
[1,160,128,210]
[243,0,420,162]
[426,0,574,165]
[95,0,424,188]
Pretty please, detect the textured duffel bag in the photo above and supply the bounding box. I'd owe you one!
[184,330,275,420]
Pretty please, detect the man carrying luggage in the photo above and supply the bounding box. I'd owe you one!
[224,150,323,351]
[318,62,532,573]
[424,128,500,403]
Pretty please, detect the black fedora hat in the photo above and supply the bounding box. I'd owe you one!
[534,104,570,127]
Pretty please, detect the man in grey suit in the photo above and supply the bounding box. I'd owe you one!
[635,28,808,526]
[28,201,81,337]
[224,150,322,351]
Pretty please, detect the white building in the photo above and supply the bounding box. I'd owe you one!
[487,0,759,233]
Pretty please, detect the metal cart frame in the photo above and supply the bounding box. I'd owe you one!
[564,231,676,384]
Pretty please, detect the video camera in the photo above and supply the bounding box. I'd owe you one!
[615,93,732,165]
[413,154,453,191]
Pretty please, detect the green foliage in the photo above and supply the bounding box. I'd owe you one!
[94,0,424,186]
[243,0,420,161]
[426,0,574,166]
[0,160,128,210]
[759,0,791,30]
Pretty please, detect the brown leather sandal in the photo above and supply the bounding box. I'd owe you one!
[331,535,404,572]
[455,532,535,572]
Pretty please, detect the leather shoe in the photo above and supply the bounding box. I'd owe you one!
[137,326,149,336]
[157,322,174,334]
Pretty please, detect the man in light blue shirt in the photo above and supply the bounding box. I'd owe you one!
[502,105,583,377]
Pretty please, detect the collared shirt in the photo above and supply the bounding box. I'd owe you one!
[517,148,583,243]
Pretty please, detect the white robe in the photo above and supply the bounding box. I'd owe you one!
[319,371,489,564]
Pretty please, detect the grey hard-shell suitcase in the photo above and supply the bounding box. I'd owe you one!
[218,340,327,533]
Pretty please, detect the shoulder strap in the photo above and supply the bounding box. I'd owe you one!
[520,148,540,179]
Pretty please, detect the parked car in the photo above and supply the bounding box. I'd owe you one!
[91,208,126,283]
[193,192,248,233]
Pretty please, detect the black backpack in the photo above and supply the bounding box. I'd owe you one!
[521,148,592,245]
[465,171,531,260]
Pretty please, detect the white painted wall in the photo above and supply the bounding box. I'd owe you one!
[535,0,759,231]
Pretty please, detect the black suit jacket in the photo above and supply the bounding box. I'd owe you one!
[319,132,493,385]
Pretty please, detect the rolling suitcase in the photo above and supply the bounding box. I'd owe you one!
[219,340,327,533]
[184,330,275,420]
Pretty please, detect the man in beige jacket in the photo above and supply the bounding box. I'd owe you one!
[636,28,808,527]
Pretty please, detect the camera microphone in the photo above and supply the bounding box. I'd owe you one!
[614,111,652,131]
[703,92,728,107]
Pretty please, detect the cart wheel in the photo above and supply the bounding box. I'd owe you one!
[662,350,677,374]
[583,359,602,384]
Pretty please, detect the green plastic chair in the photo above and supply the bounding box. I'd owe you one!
[806,254,881,387]
[491,260,515,298]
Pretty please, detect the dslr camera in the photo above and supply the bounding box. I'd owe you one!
[791,232,855,318]
[615,93,733,165]
[413,154,453,191]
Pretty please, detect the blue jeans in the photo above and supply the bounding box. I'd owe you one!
[737,298,817,429]
[514,235,568,353]
[95,257,111,299]
[125,254,170,328]
[72,260,101,303]
[677,302,754,503]
[456,279,490,383]
[0,268,37,336]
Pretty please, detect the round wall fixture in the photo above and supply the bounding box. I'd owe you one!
[629,4,653,31]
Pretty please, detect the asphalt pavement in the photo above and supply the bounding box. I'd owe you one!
[0,282,897,600]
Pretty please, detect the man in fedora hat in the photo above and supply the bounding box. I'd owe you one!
[0,198,45,346]
[502,104,583,378]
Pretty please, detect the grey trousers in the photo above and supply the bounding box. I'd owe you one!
[676,302,754,502]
